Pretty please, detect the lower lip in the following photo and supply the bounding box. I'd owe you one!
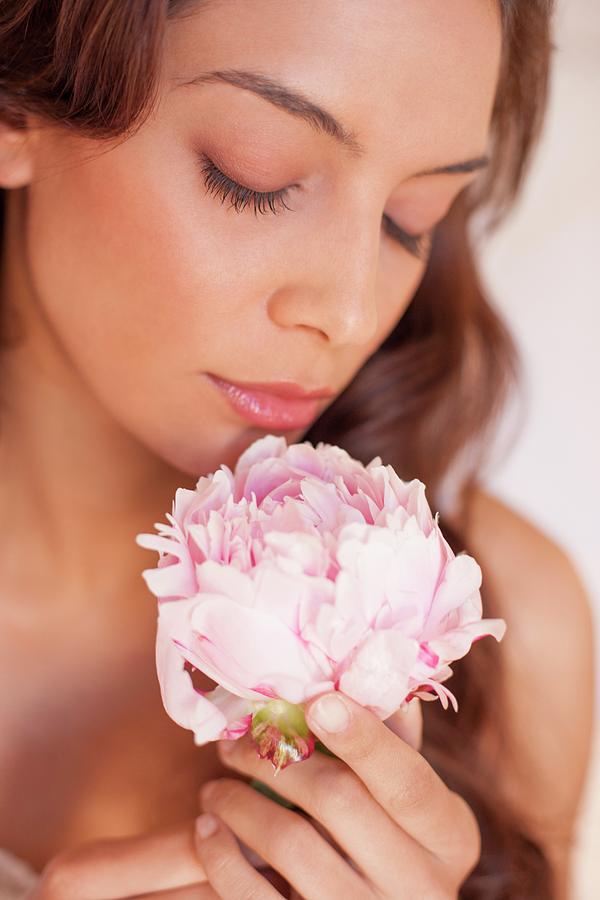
[206,375,323,430]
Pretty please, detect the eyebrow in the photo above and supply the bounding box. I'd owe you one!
[173,67,490,176]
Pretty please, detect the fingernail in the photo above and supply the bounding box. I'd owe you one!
[196,813,218,839]
[308,694,350,732]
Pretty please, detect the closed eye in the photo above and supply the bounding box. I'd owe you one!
[198,153,434,260]
[199,154,294,216]
[382,215,434,261]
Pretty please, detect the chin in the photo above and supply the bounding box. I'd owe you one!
[141,422,272,480]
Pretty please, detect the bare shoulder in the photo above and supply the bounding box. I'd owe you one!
[463,487,595,669]
[458,486,596,892]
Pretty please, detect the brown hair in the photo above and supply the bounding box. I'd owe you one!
[0,1,556,896]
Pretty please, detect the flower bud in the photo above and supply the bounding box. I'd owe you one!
[251,699,315,774]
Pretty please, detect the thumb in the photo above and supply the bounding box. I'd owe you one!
[383,697,423,750]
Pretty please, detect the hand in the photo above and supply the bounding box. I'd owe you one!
[194,694,481,899]
[29,819,217,898]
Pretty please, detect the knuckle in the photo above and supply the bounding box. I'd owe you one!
[311,764,365,820]
[405,868,456,900]
[432,864,465,900]
[346,730,376,763]
[202,841,238,879]
[387,762,437,818]
[203,848,265,900]
[452,793,482,872]
[267,812,318,860]
[37,850,82,897]
[203,777,241,814]
[238,887,269,900]
[425,883,454,900]
[444,791,482,877]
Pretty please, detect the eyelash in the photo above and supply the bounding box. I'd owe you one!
[199,154,434,261]
[199,155,294,217]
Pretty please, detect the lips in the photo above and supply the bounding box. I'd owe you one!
[206,374,333,430]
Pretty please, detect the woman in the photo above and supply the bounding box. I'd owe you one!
[0,0,594,897]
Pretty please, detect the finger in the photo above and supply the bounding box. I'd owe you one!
[199,777,368,899]
[304,691,477,861]
[193,811,284,899]
[216,733,428,890]
[32,821,207,899]
[383,698,423,750]
[239,838,299,895]
[128,884,220,899]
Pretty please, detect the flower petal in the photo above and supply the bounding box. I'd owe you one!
[187,595,334,704]
[155,614,253,744]
[337,629,420,719]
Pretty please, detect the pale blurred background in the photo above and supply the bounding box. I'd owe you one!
[470,0,599,896]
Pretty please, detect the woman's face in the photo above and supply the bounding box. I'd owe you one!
[8,0,502,477]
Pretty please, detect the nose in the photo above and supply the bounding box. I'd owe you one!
[267,209,381,347]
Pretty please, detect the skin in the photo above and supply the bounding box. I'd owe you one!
[0,1,594,898]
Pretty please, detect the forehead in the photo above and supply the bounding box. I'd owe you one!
[164,0,502,169]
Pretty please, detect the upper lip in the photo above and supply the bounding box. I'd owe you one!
[208,374,336,400]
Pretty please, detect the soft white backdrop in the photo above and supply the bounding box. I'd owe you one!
[470,1,599,895]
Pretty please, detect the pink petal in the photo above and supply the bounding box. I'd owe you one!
[337,630,420,719]
[187,595,334,704]
[155,614,253,744]
[135,533,197,598]
[422,553,483,637]
[427,617,507,662]
[158,596,268,702]
[300,478,345,530]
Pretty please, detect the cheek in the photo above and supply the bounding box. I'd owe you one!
[26,154,216,371]
[23,144,273,475]
[371,245,428,350]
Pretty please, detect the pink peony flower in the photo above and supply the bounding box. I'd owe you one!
[136,434,506,772]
